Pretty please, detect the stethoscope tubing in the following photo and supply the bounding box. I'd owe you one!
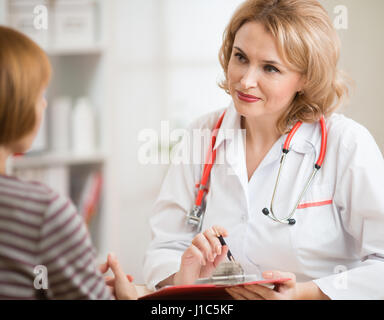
[265,116,327,224]
[194,111,226,207]
[187,112,327,230]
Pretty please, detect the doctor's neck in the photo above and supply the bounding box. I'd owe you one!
[241,115,282,148]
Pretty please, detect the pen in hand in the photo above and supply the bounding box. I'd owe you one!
[212,227,235,262]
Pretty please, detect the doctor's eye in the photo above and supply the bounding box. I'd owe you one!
[264,64,280,73]
[234,52,247,63]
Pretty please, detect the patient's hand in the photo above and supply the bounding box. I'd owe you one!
[99,253,138,300]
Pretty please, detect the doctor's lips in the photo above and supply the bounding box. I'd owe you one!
[236,90,261,103]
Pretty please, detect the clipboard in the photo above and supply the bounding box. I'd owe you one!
[139,277,291,300]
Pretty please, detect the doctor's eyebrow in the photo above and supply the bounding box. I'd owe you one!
[233,46,283,67]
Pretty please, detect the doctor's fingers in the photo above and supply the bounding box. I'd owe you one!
[210,225,228,238]
[239,284,279,300]
[193,225,228,260]
[203,227,227,255]
[182,243,206,266]
[213,245,229,268]
[192,232,217,262]
[262,270,296,288]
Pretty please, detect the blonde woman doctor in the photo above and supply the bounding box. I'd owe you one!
[143,0,384,299]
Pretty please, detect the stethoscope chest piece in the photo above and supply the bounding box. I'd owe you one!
[186,205,204,232]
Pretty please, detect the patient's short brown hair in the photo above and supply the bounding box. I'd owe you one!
[0,26,51,145]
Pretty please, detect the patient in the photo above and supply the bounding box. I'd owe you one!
[0,25,136,300]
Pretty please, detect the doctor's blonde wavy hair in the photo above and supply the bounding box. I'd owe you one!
[218,0,353,134]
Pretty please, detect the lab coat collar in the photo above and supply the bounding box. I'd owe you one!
[213,102,321,160]
[211,104,321,211]
[289,121,321,158]
[213,102,241,151]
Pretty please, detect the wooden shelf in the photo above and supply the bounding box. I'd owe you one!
[10,152,107,169]
[46,44,106,56]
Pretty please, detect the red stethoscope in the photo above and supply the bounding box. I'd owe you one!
[186,111,327,231]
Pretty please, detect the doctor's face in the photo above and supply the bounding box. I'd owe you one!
[227,21,305,120]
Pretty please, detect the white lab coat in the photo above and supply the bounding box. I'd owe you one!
[143,103,384,299]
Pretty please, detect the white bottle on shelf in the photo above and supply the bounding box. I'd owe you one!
[50,96,72,153]
[29,109,48,153]
[72,96,96,155]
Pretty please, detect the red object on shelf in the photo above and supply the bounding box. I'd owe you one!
[83,172,103,224]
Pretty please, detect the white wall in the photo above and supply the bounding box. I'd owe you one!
[108,0,384,284]
[0,0,6,24]
[320,0,384,151]
[108,0,243,283]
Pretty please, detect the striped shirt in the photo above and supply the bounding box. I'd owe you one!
[0,174,112,300]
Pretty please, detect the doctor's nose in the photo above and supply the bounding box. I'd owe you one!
[240,67,260,90]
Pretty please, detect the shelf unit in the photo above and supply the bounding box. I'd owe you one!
[0,0,115,259]
[10,152,107,169]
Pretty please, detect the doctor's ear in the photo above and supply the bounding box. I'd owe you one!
[297,75,307,96]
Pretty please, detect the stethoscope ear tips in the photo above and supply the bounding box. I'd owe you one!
[288,218,296,225]
[262,208,270,216]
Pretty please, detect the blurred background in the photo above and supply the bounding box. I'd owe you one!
[1,0,383,284]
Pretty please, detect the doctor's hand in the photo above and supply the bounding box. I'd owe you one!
[173,225,229,286]
[99,253,138,300]
[225,270,330,300]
